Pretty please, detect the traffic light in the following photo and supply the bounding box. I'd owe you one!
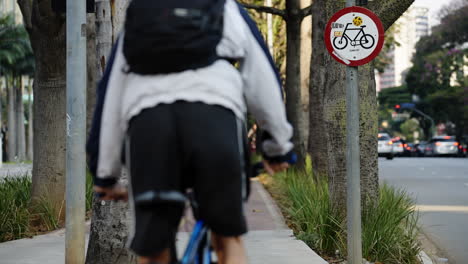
[394,104,401,113]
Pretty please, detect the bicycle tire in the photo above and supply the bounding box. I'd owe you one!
[333,37,348,50]
[360,34,375,49]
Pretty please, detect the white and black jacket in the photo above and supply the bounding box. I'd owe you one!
[87,0,294,187]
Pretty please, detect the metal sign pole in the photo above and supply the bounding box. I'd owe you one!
[65,0,87,262]
[345,0,363,264]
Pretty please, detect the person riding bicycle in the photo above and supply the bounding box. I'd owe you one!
[87,0,294,263]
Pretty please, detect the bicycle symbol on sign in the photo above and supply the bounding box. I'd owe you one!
[332,23,375,50]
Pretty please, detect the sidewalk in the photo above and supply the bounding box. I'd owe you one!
[0,163,32,178]
[0,180,327,264]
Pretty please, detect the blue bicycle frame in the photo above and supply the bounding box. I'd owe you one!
[180,221,212,264]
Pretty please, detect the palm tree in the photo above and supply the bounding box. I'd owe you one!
[0,14,32,162]
[0,15,29,68]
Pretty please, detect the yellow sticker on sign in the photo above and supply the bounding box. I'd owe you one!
[334,31,343,37]
[353,16,363,26]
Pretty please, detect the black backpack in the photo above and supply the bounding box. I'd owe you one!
[123,0,225,75]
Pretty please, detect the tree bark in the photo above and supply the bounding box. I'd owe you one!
[300,0,311,163]
[18,0,67,216]
[27,79,33,161]
[86,1,136,263]
[16,78,26,161]
[0,78,3,164]
[87,14,97,132]
[309,0,413,215]
[285,0,307,168]
[7,76,16,161]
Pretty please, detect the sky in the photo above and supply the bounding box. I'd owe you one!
[413,0,451,26]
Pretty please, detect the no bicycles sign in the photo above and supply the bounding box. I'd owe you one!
[325,6,384,66]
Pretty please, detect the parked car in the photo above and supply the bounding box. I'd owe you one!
[425,136,460,157]
[458,143,467,157]
[414,142,427,157]
[403,143,418,157]
[378,133,394,160]
[392,137,405,157]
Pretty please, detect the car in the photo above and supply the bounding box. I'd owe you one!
[391,137,405,157]
[425,136,460,157]
[378,133,394,160]
[458,142,467,157]
[414,142,427,157]
[403,143,417,157]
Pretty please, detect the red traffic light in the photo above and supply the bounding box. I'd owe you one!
[395,104,401,109]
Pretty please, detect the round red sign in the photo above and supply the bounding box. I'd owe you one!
[324,6,385,66]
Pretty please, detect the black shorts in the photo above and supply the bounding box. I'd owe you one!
[127,101,249,257]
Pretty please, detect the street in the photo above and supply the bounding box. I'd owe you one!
[379,158,468,264]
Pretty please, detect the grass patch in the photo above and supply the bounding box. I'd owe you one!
[0,176,31,242]
[265,163,421,263]
[0,174,94,242]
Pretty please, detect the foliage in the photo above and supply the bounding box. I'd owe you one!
[0,176,31,242]
[0,14,33,75]
[0,173,94,242]
[265,164,421,263]
[240,0,286,76]
[378,85,412,109]
[405,2,468,139]
[375,24,400,73]
[400,119,421,142]
[86,171,94,212]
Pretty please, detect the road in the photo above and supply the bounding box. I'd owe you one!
[379,157,468,264]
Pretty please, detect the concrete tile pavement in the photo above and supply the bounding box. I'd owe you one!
[0,163,32,178]
[0,180,327,264]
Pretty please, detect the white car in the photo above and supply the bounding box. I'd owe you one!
[378,133,394,160]
[426,136,460,157]
[392,139,404,156]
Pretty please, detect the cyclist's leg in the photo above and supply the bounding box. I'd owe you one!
[127,104,185,264]
[212,233,247,264]
[175,102,249,263]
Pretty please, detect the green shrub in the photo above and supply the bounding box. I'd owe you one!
[270,168,421,264]
[0,172,95,242]
[361,184,420,264]
[86,171,94,212]
[0,176,32,242]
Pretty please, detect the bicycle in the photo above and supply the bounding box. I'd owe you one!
[332,23,375,50]
[134,190,214,264]
[132,156,297,264]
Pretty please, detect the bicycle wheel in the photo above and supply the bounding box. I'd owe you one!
[333,37,348,50]
[360,34,375,49]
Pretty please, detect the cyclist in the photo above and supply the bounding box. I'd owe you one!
[87,0,294,263]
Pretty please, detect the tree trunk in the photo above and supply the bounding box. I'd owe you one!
[7,76,16,162]
[18,0,67,216]
[87,14,97,132]
[27,79,33,161]
[16,78,26,161]
[285,0,307,168]
[309,0,414,215]
[86,1,136,263]
[265,0,274,54]
[0,79,3,165]
[300,0,311,163]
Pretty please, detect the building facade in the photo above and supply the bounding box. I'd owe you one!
[376,6,429,92]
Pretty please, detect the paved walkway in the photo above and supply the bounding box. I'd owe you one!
[0,180,327,264]
[0,163,32,178]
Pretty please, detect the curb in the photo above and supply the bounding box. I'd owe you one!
[419,251,433,264]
